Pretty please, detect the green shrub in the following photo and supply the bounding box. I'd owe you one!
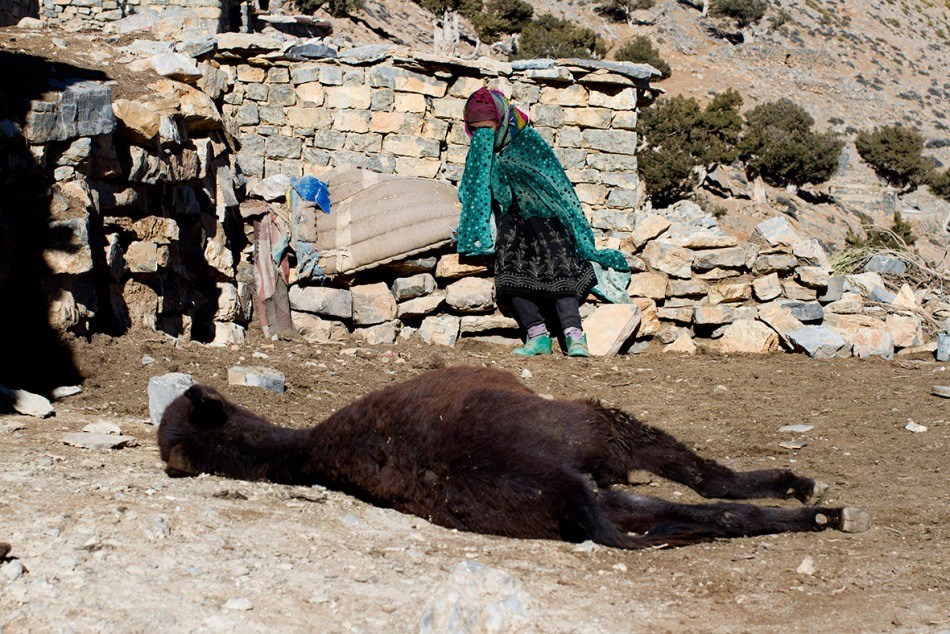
[512,14,607,60]
[636,90,744,205]
[767,8,790,29]
[413,0,482,19]
[845,212,917,249]
[930,168,950,201]
[294,0,365,16]
[615,36,671,79]
[855,125,933,190]
[595,0,654,21]
[470,0,533,40]
[698,88,744,165]
[709,0,769,26]
[739,98,843,187]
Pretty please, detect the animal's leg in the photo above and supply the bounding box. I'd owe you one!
[598,408,826,504]
[555,475,667,550]
[600,489,871,548]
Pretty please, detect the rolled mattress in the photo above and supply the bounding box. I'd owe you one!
[310,177,462,276]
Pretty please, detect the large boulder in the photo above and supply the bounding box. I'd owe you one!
[352,283,398,325]
[750,216,800,250]
[445,278,494,313]
[25,80,115,144]
[583,304,642,356]
[718,319,779,354]
[642,242,693,279]
[787,326,849,358]
[852,328,894,360]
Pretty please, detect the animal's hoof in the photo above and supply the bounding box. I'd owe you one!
[807,481,830,505]
[840,508,872,533]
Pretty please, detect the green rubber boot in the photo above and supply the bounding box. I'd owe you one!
[513,335,553,356]
[566,334,591,357]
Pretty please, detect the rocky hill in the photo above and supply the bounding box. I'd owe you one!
[318,0,950,261]
[328,0,950,145]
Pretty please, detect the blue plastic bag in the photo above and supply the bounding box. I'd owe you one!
[290,176,331,214]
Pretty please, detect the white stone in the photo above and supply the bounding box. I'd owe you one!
[718,320,780,354]
[147,373,194,425]
[885,314,924,349]
[151,53,202,83]
[419,315,460,347]
[663,332,697,355]
[627,272,668,300]
[445,277,494,313]
[750,216,800,250]
[460,313,519,333]
[852,328,894,360]
[583,304,642,356]
[642,242,693,279]
[392,274,437,300]
[289,286,352,319]
[792,239,831,267]
[757,303,805,348]
[212,322,246,346]
[0,385,54,418]
[292,312,349,343]
[227,366,285,393]
[891,283,920,311]
[355,321,400,345]
[62,433,136,450]
[419,562,531,634]
[397,292,446,319]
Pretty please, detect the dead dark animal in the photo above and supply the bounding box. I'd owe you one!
[158,366,871,549]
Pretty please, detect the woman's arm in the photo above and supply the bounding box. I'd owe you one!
[456,127,497,256]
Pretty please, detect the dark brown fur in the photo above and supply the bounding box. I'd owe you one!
[158,366,870,549]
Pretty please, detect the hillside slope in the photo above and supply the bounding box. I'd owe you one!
[317,0,949,259]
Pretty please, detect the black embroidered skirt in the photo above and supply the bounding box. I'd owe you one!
[494,210,595,301]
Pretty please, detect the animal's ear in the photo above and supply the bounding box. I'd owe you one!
[184,386,227,429]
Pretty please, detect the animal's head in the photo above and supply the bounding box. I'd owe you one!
[157,384,229,477]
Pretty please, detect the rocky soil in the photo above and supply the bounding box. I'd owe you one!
[1,331,948,632]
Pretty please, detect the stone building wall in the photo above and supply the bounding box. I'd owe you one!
[38,0,224,30]
[219,51,654,244]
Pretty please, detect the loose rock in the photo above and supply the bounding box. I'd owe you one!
[797,556,815,576]
[62,432,137,450]
[227,366,286,393]
[51,385,82,400]
[224,597,254,611]
[779,424,814,433]
[419,561,531,634]
[0,385,54,418]
[147,373,195,425]
[1,561,24,582]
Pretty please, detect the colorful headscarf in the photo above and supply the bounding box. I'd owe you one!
[463,88,529,151]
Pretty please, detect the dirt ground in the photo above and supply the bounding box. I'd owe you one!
[1,330,948,633]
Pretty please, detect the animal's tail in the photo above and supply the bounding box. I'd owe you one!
[157,385,312,484]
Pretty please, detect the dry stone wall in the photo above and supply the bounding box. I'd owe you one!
[1,58,249,345]
[219,49,654,242]
[37,0,223,30]
[3,23,945,359]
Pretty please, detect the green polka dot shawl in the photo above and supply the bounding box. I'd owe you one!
[457,126,632,304]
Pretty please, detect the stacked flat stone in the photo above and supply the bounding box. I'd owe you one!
[38,0,223,30]
[217,51,655,244]
[3,64,251,345]
[624,207,936,358]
